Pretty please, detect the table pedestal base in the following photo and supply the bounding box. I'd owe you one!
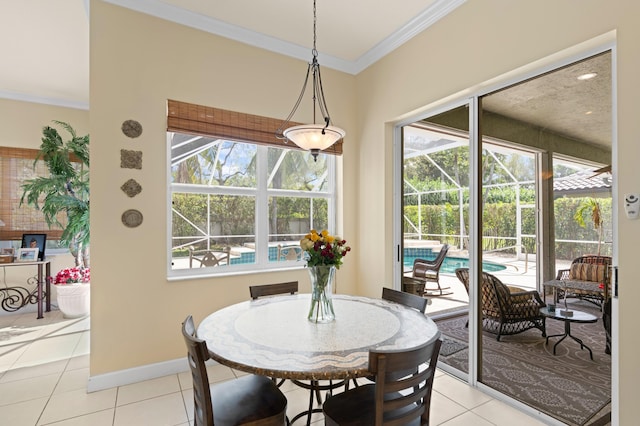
[545,319,594,360]
[290,379,346,425]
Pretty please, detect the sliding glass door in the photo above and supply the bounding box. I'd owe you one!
[398,50,612,422]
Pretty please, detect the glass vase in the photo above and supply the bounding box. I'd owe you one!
[307,265,336,323]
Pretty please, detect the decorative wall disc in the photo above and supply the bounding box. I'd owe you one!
[120,149,142,169]
[122,209,143,228]
[121,120,143,138]
[121,179,142,198]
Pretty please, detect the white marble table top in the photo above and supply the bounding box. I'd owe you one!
[197,293,440,380]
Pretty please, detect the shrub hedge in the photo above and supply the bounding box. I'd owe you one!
[404,197,612,261]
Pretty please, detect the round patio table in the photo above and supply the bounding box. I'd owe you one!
[540,306,598,360]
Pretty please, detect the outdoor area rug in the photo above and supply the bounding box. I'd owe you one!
[436,301,611,426]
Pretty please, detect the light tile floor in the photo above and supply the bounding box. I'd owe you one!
[0,309,548,426]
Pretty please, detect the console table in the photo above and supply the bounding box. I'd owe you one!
[0,259,51,319]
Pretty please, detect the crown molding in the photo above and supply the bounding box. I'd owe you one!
[0,90,89,111]
[103,0,465,75]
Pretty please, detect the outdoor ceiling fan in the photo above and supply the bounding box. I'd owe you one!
[589,164,611,179]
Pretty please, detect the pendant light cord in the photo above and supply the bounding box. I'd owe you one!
[275,0,337,140]
[312,0,318,59]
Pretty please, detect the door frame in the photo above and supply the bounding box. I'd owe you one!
[393,36,617,421]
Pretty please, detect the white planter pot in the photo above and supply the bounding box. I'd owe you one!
[55,283,90,318]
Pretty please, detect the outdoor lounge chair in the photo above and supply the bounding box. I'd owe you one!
[455,268,546,341]
[276,244,303,261]
[188,246,231,268]
[411,244,451,296]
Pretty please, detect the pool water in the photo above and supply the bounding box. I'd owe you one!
[403,248,506,274]
[227,245,506,273]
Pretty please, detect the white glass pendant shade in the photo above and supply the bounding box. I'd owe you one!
[283,124,346,151]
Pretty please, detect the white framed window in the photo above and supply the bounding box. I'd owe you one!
[168,132,336,278]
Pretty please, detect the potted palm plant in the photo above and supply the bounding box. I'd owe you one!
[21,121,90,318]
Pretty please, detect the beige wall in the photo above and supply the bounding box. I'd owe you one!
[89,1,357,375]
[0,98,89,149]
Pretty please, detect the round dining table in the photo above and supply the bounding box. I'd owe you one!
[196,293,440,381]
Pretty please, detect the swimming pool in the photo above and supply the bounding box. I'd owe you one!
[403,247,506,274]
[227,245,506,273]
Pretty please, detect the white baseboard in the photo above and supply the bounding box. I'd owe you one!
[87,357,190,392]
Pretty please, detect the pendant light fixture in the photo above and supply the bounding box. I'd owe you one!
[275,0,346,160]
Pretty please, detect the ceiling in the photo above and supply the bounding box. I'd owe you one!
[483,52,611,149]
[0,0,611,150]
[0,0,458,108]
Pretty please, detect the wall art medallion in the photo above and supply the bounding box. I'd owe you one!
[121,179,142,198]
[121,209,143,228]
[120,149,142,169]
[121,120,143,138]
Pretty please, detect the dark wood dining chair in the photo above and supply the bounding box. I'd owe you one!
[323,337,442,426]
[182,315,287,426]
[350,287,428,390]
[249,281,298,299]
[249,281,299,388]
[382,287,428,314]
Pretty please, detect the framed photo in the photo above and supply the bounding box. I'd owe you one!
[0,247,14,256]
[17,248,39,262]
[21,233,47,261]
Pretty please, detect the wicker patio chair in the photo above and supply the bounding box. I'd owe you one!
[411,244,450,296]
[455,268,546,341]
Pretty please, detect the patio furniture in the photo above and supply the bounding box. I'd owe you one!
[410,244,451,296]
[276,244,303,261]
[188,246,231,268]
[544,255,612,308]
[539,307,598,360]
[323,338,442,426]
[181,315,287,426]
[401,276,426,296]
[455,268,546,341]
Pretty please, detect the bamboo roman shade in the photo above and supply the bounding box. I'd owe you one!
[0,147,64,240]
[167,99,343,156]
